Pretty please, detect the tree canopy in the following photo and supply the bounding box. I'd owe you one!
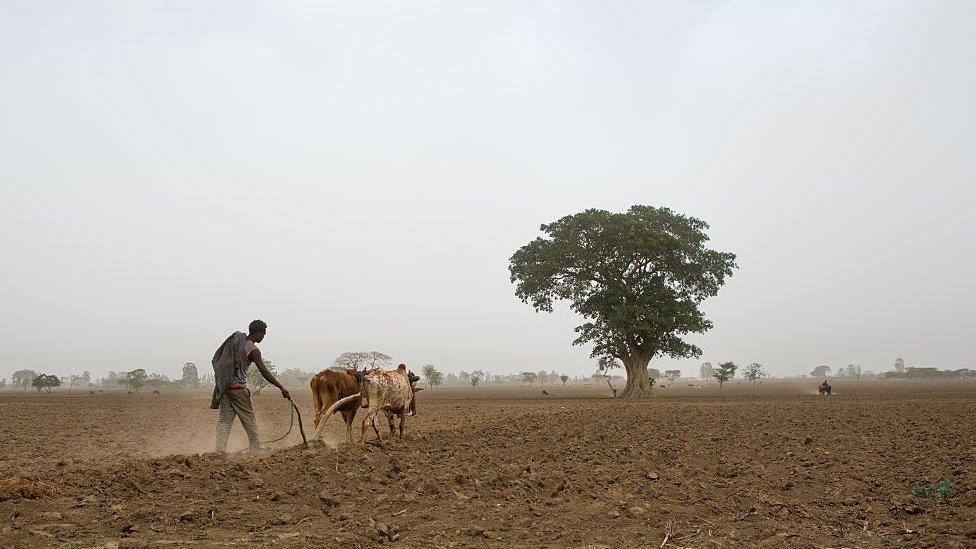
[810,365,832,378]
[31,373,61,392]
[713,362,737,388]
[421,364,443,389]
[182,362,199,388]
[510,205,736,397]
[124,369,148,391]
[743,362,768,384]
[335,351,392,370]
[12,369,37,390]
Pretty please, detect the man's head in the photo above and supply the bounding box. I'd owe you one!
[248,319,268,342]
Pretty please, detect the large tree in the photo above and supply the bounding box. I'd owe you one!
[509,206,737,398]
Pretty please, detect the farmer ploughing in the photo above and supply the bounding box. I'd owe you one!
[210,319,291,454]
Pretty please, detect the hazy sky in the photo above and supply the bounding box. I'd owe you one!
[2,1,974,381]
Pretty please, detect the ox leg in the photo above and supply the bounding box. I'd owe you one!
[371,416,382,441]
[361,412,374,447]
[398,413,405,439]
[341,410,354,444]
[386,411,395,439]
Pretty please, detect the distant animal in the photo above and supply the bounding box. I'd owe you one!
[818,380,832,396]
[152,389,160,395]
[542,390,550,396]
[309,367,367,443]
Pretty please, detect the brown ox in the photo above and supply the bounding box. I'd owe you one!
[309,367,366,443]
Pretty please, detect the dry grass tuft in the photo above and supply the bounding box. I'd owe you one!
[0,475,58,501]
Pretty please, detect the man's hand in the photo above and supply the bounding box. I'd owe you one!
[280,388,291,399]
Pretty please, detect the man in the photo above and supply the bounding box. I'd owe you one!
[211,319,290,453]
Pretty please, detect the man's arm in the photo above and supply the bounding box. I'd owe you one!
[248,348,290,399]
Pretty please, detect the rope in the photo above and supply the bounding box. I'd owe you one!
[261,397,308,447]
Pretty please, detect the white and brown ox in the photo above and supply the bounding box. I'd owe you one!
[312,364,420,446]
[359,364,421,445]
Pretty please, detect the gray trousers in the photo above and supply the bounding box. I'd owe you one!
[215,390,260,452]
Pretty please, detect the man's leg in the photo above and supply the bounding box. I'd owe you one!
[229,390,261,451]
[215,393,236,453]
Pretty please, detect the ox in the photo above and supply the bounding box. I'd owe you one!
[359,364,421,446]
[312,365,420,446]
[309,367,366,443]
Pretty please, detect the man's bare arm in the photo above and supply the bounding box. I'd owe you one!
[249,348,290,398]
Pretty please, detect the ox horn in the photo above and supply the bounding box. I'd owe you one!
[311,392,361,440]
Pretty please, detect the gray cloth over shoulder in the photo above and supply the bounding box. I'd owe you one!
[211,331,246,409]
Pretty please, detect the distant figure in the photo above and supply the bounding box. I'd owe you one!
[542,390,549,396]
[818,380,832,396]
[152,389,160,395]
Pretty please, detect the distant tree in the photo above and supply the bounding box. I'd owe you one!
[560,374,569,386]
[699,362,713,381]
[509,206,738,398]
[810,365,832,379]
[182,362,200,388]
[713,362,737,389]
[246,360,277,395]
[596,356,619,396]
[894,357,905,373]
[664,370,681,383]
[12,370,38,390]
[521,371,538,386]
[422,364,443,389]
[844,364,861,379]
[335,351,392,370]
[0,378,5,388]
[537,370,550,385]
[32,373,61,392]
[743,362,768,384]
[67,373,89,394]
[648,368,662,381]
[124,369,148,391]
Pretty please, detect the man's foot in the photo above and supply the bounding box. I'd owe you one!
[248,446,272,456]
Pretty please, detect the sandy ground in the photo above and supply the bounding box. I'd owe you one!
[0,380,974,548]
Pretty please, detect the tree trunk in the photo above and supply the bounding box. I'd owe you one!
[619,354,653,398]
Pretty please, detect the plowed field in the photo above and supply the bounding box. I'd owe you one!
[1,381,973,547]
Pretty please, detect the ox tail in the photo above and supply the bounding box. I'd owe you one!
[310,376,324,427]
[311,392,361,440]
